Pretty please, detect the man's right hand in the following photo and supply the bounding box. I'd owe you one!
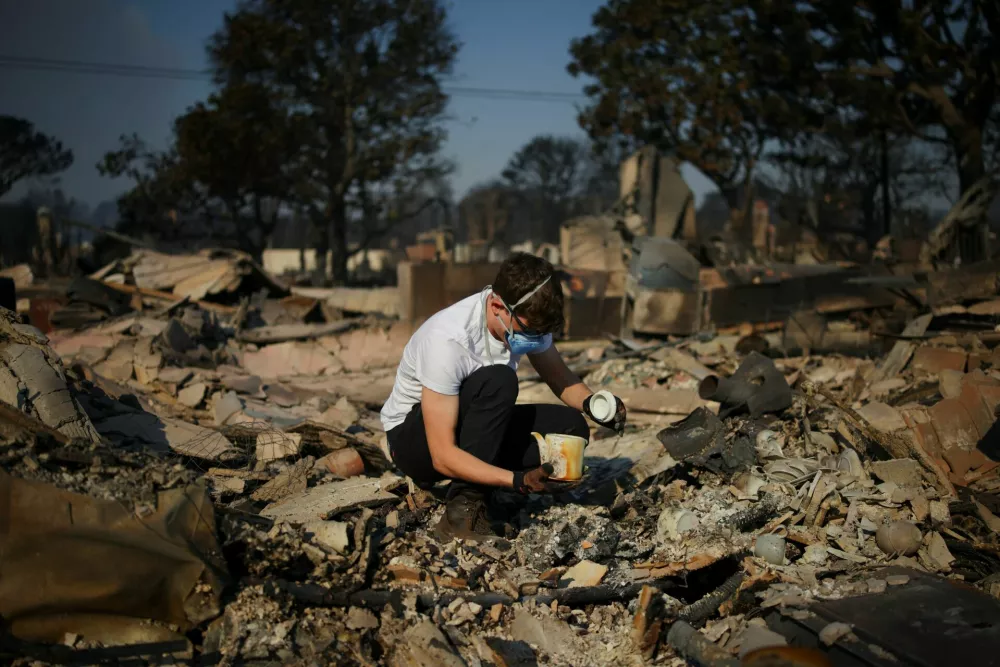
[514,463,555,493]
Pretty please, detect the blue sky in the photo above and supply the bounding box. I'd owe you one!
[0,0,715,207]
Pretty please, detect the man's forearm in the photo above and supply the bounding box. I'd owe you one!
[422,386,514,488]
[530,347,593,413]
[432,444,515,488]
[559,380,592,412]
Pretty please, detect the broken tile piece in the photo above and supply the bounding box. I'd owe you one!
[265,383,299,407]
[801,544,829,566]
[157,367,194,385]
[132,337,162,385]
[392,619,465,666]
[912,346,967,374]
[939,369,965,399]
[489,603,503,623]
[870,459,925,487]
[921,532,955,572]
[869,378,906,397]
[559,560,607,588]
[260,475,398,524]
[220,373,263,395]
[929,500,952,526]
[304,520,350,554]
[95,339,137,383]
[819,622,854,646]
[242,341,339,378]
[346,607,378,630]
[911,494,930,522]
[856,402,907,433]
[214,391,244,425]
[178,382,207,408]
[976,499,1000,533]
[510,608,578,658]
[213,477,245,494]
[807,431,837,452]
[866,579,887,594]
[316,396,360,431]
[387,565,467,589]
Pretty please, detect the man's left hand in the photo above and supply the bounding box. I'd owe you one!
[583,393,627,434]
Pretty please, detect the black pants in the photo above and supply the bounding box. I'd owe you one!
[386,365,589,487]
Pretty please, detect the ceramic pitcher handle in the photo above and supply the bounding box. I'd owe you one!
[531,432,546,449]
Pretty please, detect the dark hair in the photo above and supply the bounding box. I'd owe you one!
[493,253,564,334]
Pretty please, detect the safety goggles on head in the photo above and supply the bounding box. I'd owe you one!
[497,275,552,337]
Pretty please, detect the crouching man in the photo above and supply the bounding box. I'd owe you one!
[380,253,626,541]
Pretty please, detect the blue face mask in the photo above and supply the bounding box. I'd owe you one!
[503,328,552,356]
[496,275,553,356]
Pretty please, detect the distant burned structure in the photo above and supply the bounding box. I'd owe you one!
[618,146,697,243]
[0,203,37,267]
[456,183,539,261]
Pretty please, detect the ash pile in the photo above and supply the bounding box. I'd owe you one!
[3,251,1000,666]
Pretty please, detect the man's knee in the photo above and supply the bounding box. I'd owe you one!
[462,364,518,403]
[534,404,589,439]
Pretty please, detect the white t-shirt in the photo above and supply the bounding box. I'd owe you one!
[380,288,552,431]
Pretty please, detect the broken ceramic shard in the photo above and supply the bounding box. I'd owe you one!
[304,520,351,554]
[755,429,785,459]
[657,508,699,543]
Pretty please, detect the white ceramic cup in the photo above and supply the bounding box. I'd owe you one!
[589,390,616,423]
[754,534,786,565]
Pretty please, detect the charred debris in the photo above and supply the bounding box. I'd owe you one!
[2,243,1000,666]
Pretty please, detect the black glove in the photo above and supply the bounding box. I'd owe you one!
[513,463,555,494]
[583,393,627,434]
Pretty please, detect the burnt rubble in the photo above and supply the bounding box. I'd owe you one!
[3,252,1000,665]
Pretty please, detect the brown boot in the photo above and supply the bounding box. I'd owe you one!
[434,486,495,542]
